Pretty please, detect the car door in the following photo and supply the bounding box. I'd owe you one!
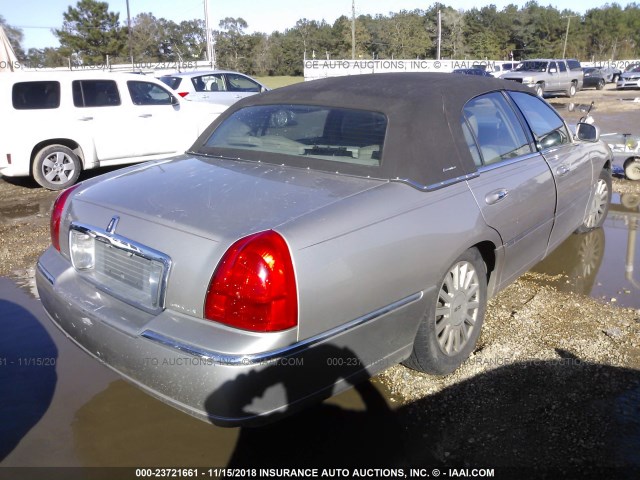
[71,78,144,162]
[126,79,195,156]
[509,92,594,252]
[223,73,264,103]
[463,92,557,288]
[546,61,560,91]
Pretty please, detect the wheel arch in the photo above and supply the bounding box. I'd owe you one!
[471,240,498,296]
[30,139,87,175]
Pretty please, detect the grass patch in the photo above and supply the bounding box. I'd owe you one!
[255,76,304,89]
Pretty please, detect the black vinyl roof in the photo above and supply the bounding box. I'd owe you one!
[193,72,535,187]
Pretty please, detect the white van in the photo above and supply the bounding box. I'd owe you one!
[0,71,225,189]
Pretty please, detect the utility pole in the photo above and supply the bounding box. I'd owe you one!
[351,0,356,60]
[562,15,577,59]
[204,0,215,67]
[437,9,441,61]
[126,0,133,69]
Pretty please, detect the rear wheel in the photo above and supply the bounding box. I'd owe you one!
[32,145,81,190]
[567,82,577,97]
[535,83,545,97]
[576,168,611,232]
[624,157,640,181]
[404,248,487,375]
[596,79,605,90]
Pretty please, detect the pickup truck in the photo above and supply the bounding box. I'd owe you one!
[502,58,584,97]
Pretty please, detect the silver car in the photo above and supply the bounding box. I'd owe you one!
[37,73,612,426]
[616,65,640,89]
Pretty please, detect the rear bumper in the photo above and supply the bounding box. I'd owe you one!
[36,247,426,426]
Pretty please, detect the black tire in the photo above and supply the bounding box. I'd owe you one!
[32,144,82,190]
[596,79,605,90]
[624,157,640,181]
[535,83,545,97]
[576,168,612,233]
[403,248,487,375]
[566,82,577,97]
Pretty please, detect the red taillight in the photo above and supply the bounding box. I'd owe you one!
[204,231,298,332]
[50,184,80,251]
[178,92,189,97]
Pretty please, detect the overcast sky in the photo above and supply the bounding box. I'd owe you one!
[3,0,634,50]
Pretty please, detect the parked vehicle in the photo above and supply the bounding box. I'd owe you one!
[452,68,494,77]
[616,65,640,90]
[594,65,622,83]
[158,70,269,107]
[601,132,640,180]
[0,72,224,190]
[37,73,612,426]
[503,58,584,97]
[491,62,520,78]
[582,67,606,90]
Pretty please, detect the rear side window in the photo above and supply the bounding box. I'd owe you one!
[558,61,567,72]
[203,105,387,166]
[128,81,173,105]
[192,74,224,92]
[567,59,582,71]
[12,81,60,110]
[159,76,182,89]
[72,80,120,107]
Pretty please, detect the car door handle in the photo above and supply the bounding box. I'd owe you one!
[556,166,570,176]
[139,113,152,118]
[485,189,509,205]
[78,116,93,121]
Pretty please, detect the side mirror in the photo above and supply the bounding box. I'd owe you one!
[171,95,179,106]
[576,122,600,142]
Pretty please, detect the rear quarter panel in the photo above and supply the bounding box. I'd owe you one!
[280,181,497,342]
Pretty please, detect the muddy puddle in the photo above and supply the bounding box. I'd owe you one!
[531,193,640,308]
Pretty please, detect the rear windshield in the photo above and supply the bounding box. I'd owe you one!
[158,76,182,89]
[199,105,387,168]
[12,81,60,109]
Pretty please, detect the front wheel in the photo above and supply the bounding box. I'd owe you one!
[624,157,640,181]
[33,144,82,190]
[403,248,487,375]
[576,168,611,233]
[596,79,605,90]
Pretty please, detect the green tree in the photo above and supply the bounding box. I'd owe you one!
[215,17,252,71]
[0,15,26,60]
[25,47,67,68]
[54,0,127,64]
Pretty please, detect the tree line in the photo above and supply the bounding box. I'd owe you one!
[3,0,640,76]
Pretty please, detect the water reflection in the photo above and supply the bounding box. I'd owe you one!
[532,193,640,307]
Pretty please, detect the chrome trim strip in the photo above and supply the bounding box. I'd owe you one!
[69,222,172,314]
[476,152,541,173]
[393,172,480,192]
[141,291,424,366]
[37,261,55,285]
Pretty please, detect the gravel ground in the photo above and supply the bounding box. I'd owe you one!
[0,84,639,476]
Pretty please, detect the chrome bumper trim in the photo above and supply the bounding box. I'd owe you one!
[141,291,424,366]
[37,261,55,285]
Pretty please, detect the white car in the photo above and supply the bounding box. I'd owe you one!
[491,62,520,78]
[158,70,269,106]
[0,71,225,189]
